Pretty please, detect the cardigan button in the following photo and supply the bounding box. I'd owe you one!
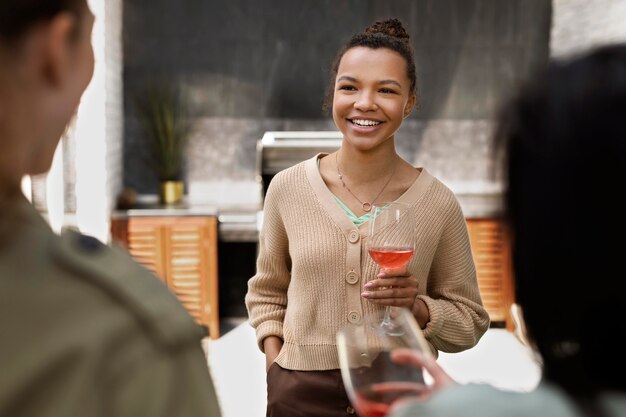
[348,311,361,323]
[348,230,360,243]
[345,271,359,284]
[346,405,356,414]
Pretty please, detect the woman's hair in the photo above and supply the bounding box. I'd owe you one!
[322,18,418,113]
[494,44,626,398]
[0,0,86,43]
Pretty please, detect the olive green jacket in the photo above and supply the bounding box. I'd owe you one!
[0,197,221,417]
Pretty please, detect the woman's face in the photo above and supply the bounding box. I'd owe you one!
[332,46,416,153]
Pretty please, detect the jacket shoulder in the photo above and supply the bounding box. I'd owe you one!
[50,229,205,347]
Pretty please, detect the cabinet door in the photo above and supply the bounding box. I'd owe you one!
[466,218,515,329]
[163,217,219,340]
[111,216,220,339]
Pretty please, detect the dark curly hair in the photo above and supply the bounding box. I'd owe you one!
[322,18,418,113]
[0,0,86,42]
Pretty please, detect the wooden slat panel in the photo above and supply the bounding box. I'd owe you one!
[111,216,220,340]
[127,218,167,282]
[164,217,220,339]
[467,219,515,328]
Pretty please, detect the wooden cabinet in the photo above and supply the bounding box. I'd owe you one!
[466,218,515,330]
[111,216,220,339]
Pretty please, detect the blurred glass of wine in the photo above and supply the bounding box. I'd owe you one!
[337,308,433,417]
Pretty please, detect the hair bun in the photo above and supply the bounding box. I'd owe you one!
[365,18,410,41]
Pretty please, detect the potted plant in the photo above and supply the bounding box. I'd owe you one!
[135,82,191,204]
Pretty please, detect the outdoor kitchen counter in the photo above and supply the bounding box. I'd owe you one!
[109,200,223,339]
[110,198,261,243]
[110,179,504,241]
[109,182,512,328]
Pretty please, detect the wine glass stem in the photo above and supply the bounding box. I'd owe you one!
[382,306,393,325]
[380,267,396,326]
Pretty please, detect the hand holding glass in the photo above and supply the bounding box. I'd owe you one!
[337,308,434,417]
[367,202,416,334]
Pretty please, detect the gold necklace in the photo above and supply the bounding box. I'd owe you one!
[335,152,397,212]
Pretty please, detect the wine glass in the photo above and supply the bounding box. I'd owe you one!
[337,308,433,417]
[367,202,416,335]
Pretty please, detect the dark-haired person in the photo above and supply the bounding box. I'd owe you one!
[245,18,489,417]
[390,43,626,417]
[0,1,221,416]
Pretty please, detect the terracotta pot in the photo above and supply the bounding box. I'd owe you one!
[160,180,184,204]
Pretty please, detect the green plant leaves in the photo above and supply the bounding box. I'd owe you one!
[135,82,190,181]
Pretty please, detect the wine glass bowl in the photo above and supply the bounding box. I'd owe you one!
[337,308,433,417]
[368,202,415,271]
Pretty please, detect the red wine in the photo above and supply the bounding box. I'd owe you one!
[354,381,425,417]
[353,396,389,417]
[368,247,414,270]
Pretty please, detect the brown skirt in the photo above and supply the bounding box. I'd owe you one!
[266,363,358,417]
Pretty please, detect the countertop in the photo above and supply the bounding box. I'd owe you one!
[111,204,219,219]
[111,196,260,242]
[112,181,504,241]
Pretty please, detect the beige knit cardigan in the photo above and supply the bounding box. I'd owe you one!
[245,155,490,371]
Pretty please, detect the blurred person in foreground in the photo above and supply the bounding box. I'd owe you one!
[390,43,626,417]
[0,1,221,416]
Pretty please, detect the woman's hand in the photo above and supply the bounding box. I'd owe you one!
[263,336,283,372]
[361,268,418,309]
[361,268,430,328]
[391,348,456,391]
[388,348,456,410]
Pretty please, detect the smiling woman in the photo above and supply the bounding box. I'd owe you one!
[245,17,490,417]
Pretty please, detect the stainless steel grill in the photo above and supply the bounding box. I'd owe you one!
[257,131,342,197]
[218,131,342,242]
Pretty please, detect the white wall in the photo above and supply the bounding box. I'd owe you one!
[73,0,124,242]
